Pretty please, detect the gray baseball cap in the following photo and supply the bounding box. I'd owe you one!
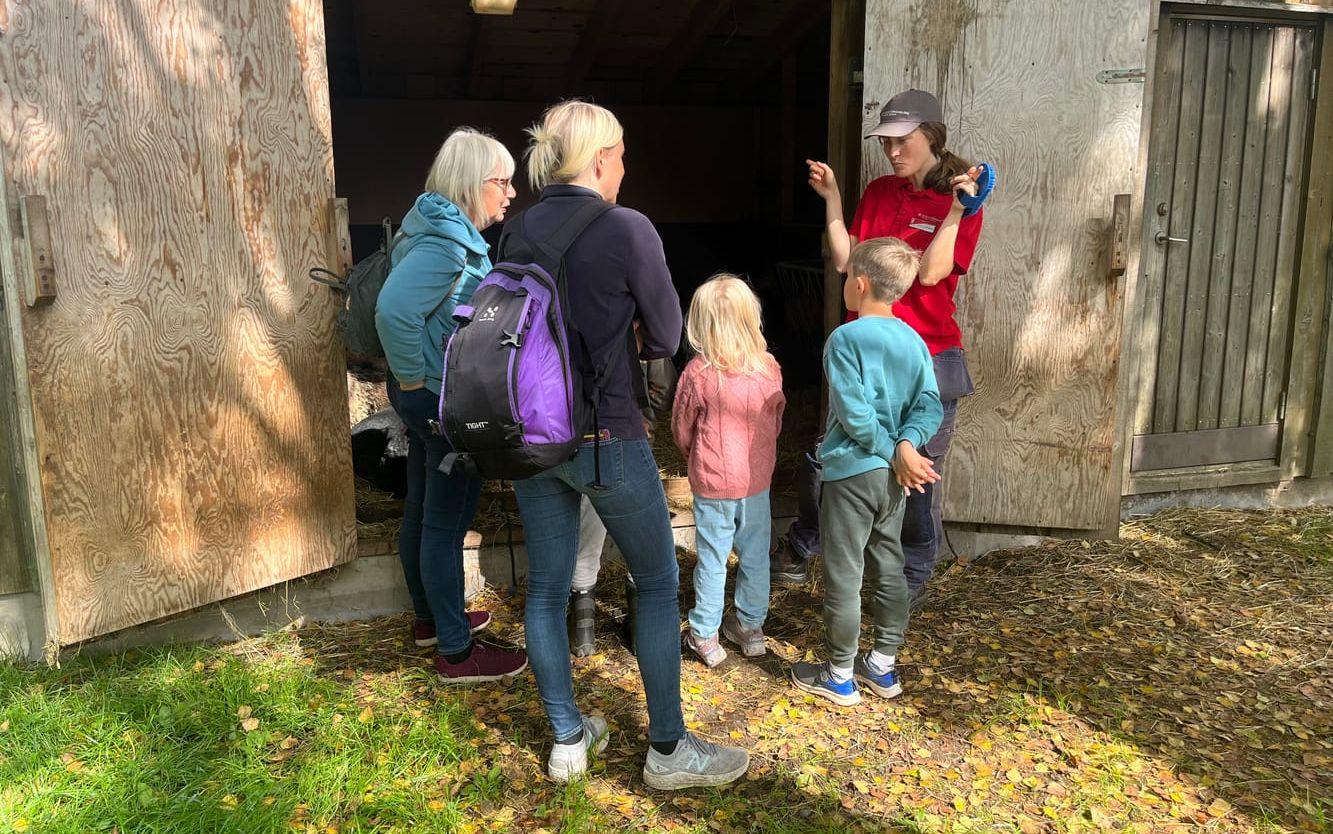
[865,89,944,139]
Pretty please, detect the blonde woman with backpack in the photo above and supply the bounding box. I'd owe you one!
[506,100,749,788]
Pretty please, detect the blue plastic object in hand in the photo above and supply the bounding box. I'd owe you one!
[957,162,995,218]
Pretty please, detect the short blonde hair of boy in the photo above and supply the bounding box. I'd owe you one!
[525,100,625,191]
[847,237,921,304]
[424,128,515,225]
[686,274,774,377]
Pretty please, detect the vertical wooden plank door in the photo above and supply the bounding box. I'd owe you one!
[0,404,28,596]
[1131,15,1318,478]
[863,0,1146,530]
[0,0,356,644]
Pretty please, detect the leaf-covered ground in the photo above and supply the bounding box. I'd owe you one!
[2,507,1330,833]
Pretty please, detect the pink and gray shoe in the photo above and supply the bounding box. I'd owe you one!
[412,612,492,648]
[685,630,727,668]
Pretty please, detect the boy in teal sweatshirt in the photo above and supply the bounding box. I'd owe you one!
[791,238,943,707]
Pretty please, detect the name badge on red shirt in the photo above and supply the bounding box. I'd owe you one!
[907,213,942,234]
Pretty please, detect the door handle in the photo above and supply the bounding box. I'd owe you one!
[1154,231,1189,245]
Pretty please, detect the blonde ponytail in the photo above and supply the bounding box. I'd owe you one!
[524,100,624,191]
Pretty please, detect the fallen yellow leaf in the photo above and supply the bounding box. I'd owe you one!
[1207,798,1232,818]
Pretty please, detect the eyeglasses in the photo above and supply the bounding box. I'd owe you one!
[484,176,512,191]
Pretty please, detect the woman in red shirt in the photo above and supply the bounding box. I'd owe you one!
[772,89,984,609]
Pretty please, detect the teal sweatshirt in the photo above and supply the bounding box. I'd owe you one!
[374,192,491,394]
[819,316,943,482]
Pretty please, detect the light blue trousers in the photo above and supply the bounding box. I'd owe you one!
[688,491,771,637]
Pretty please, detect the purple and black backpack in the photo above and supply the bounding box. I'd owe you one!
[438,200,613,480]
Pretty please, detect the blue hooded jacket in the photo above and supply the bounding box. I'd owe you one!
[375,192,491,394]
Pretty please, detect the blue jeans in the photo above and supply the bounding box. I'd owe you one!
[388,381,482,656]
[689,491,771,636]
[902,348,971,589]
[513,438,686,744]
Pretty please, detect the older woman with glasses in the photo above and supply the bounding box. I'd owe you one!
[375,127,529,684]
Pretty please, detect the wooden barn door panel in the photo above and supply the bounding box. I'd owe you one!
[863,0,1145,530]
[1133,15,1317,474]
[0,0,355,644]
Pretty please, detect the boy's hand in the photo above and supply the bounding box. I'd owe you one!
[893,440,940,494]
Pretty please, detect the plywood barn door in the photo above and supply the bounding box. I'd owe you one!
[1130,16,1317,477]
[0,0,356,644]
[863,0,1146,531]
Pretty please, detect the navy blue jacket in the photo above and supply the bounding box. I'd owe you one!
[506,184,682,440]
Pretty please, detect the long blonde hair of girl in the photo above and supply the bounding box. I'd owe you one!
[686,274,773,377]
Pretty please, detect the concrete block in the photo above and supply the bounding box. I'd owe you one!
[72,497,801,658]
[73,555,414,658]
[1122,477,1333,517]
[0,595,29,660]
[0,591,43,662]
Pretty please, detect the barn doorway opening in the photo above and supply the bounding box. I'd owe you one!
[322,0,834,391]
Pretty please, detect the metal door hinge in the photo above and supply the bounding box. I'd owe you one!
[1312,67,1318,100]
[1097,68,1146,84]
[1279,391,1288,420]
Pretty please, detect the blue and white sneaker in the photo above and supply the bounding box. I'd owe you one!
[853,656,903,699]
[791,661,861,706]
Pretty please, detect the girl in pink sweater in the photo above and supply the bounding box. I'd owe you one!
[672,274,786,667]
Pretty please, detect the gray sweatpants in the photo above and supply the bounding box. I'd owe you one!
[819,468,909,667]
[571,496,610,593]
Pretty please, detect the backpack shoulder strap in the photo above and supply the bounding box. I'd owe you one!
[498,199,614,273]
[538,199,614,266]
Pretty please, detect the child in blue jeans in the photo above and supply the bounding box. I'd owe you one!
[672,275,786,667]
[792,238,942,705]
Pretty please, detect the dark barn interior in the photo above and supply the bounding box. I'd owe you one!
[321,0,836,384]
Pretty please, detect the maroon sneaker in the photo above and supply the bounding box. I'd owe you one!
[412,612,492,648]
[412,618,437,648]
[435,642,529,683]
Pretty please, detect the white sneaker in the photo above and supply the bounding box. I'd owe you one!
[642,732,750,790]
[547,715,610,782]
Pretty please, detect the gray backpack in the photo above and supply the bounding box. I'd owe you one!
[310,218,402,359]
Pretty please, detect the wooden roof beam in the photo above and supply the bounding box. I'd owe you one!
[565,0,628,92]
[646,0,737,101]
[734,0,829,96]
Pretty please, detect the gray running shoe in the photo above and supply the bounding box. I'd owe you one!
[547,715,610,783]
[721,613,766,657]
[642,732,750,790]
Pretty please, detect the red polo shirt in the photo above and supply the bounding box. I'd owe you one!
[847,175,983,354]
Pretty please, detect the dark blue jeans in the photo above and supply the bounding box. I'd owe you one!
[513,438,686,744]
[789,348,973,590]
[388,381,482,656]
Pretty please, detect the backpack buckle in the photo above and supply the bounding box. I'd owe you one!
[504,423,524,441]
[500,330,523,349]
